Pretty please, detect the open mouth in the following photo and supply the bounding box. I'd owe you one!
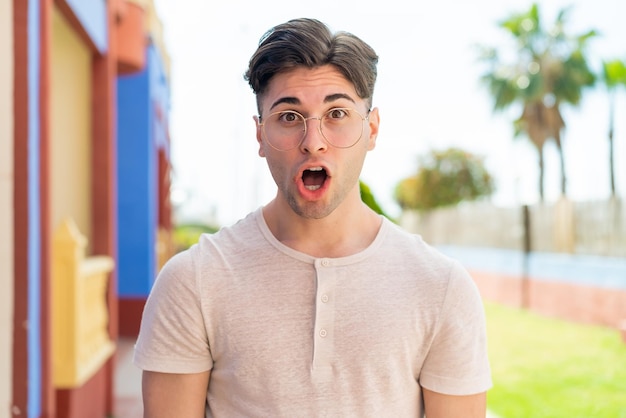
[302,167,328,191]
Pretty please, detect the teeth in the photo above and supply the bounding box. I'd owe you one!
[307,167,323,171]
[305,185,321,191]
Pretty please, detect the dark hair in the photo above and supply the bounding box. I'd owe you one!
[244,18,379,112]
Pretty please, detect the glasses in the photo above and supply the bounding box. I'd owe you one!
[259,107,369,151]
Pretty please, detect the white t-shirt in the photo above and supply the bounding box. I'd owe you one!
[134,208,492,417]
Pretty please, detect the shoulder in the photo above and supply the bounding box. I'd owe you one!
[377,220,484,312]
[195,209,265,255]
[380,219,461,275]
[149,211,261,293]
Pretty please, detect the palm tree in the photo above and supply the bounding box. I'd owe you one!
[602,59,626,197]
[478,3,596,201]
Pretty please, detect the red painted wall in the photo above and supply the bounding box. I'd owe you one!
[472,270,626,329]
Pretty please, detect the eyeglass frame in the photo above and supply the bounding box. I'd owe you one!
[257,107,371,151]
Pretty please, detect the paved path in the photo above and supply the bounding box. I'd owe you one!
[114,338,143,418]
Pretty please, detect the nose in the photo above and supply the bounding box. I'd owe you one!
[299,117,328,153]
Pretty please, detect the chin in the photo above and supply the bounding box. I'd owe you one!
[290,201,335,220]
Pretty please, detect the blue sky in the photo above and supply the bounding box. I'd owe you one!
[155,0,626,226]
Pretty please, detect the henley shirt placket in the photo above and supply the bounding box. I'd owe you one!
[311,258,337,377]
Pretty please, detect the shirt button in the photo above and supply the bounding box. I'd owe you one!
[321,294,329,303]
[321,260,330,266]
[319,329,327,338]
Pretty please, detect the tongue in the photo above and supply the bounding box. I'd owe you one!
[303,170,326,187]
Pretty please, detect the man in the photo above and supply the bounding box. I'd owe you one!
[135,18,492,417]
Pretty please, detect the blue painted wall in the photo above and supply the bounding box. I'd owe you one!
[117,64,156,298]
[438,245,626,290]
[117,43,170,298]
[27,1,42,416]
[65,0,107,53]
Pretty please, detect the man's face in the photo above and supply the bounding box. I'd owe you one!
[254,65,379,219]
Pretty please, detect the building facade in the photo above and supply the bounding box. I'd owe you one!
[1,0,15,414]
[4,0,172,416]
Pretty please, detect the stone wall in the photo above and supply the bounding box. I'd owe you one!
[400,197,625,257]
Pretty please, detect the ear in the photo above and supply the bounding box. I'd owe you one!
[254,115,266,157]
[366,107,380,151]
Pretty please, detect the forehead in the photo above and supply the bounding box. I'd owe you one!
[261,65,360,112]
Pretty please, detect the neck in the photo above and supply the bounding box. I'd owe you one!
[262,196,382,258]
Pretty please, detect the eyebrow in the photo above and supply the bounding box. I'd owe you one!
[269,93,356,111]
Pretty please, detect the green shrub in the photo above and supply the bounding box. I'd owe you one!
[360,180,395,221]
[173,222,219,252]
[394,147,494,211]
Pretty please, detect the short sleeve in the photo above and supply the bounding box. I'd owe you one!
[419,261,492,395]
[133,248,213,373]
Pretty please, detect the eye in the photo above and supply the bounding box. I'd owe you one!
[325,108,350,121]
[277,111,302,125]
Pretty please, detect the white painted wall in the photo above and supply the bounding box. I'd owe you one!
[0,0,14,415]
